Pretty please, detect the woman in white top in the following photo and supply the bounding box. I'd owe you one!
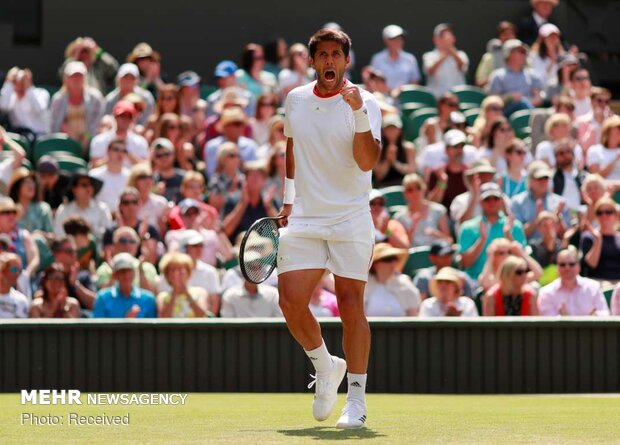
[470,95,504,148]
[249,93,280,146]
[364,243,421,317]
[586,115,620,181]
[277,43,315,100]
[535,113,583,168]
[529,24,565,96]
[419,267,478,317]
[0,67,49,135]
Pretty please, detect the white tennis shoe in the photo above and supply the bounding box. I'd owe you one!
[335,400,367,429]
[307,356,347,421]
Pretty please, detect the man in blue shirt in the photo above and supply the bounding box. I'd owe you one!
[458,183,526,281]
[93,252,157,318]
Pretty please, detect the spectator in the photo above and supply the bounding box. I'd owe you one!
[488,39,543,116]
[419,117,479,174]
[500,138,529,198]
[176,71,201,117]
[50,61,105,148]
[483,255,539,316]
[169,172,219,230]
[394,173,451,247]
[470,95,505,147]
[8,167,53,233]
[151,137,186,203]
[127,163,171,236]
[426,130,469,210]
[278,43,315,100]
[413,240,475,300]
[528,211,563,269]
[159,230,221,314]
[157,252,210,318]
[29,263,80,318]
[221,161,278,241]
[90,100,149,167]
[0,233,30,297]
[578,173,609,229]
[154,113,200,172]
[203,88,254,143]
[419,267,478,317]
[265,140,286,199]
[204,107,258,176]
[309,275,339,318]
[263,37,288,76]
[95,227,158,293]
[0,67,49,135]
[62,216,101,273]
[361,66,395,109]
[580,197,620,285]
[369,189,409,248]
[258,115,287,162]
[144,84,180,142]
[35,156,70,211]
[206,60,255,119]
[126,42,163,100]
[90,139,130,213]
[60,37,119,94]
[104,63,155,126]
[529,23,567,96]
[518,0,561,46]
[568,67,592,118]
[207,142,245,211]
[54,170,111,242]
[458,182,526,281]
[364,243,420,316]
[93,252,157,318]
[478,237,543,292]
[235,43,278,99]
[220,253,281,318]
[534,113,583,169]
[480,117,523,171]
[551,138,587,212]
[547,54,580,99]
[576,87,614,152]
[586,115,620,181]
[529,95,576,150]
[423,23,469,97]
[0,127,27,190]
[372,114,416,188]
[250,93,280,146]
[0,252,29,318]
[369,24,421,93]
[537,246,610,316]
[511,161,569,240]
[475,21,517,88]
[0,197,39,280]
[51,235,97,310]
[418,93,460,149]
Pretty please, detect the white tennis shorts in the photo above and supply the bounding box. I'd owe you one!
[277,211,375,282]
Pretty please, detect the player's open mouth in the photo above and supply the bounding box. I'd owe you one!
[324,70,336,82]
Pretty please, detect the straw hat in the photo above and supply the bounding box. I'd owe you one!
[213,87,250,115]
[7,167,35,197]
[215,108,248,133]
[429,267,462,298]
[371,243,408,270]
[127,42,160,63]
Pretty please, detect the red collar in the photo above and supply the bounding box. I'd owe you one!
[313,79,347,98]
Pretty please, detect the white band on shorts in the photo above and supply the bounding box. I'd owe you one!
[283,177,295,204]
[353,107,371,133]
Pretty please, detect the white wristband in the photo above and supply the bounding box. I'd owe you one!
[283,177,295,204]
[353,107,371,133]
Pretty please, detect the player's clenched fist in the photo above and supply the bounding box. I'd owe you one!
[340,85,363,110]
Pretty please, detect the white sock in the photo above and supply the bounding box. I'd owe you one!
[346,373,367,405]
[304,340,333,374]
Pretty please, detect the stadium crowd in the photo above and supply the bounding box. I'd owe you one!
[0,0,619,319]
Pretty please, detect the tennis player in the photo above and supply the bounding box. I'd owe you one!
[277,28,381,429]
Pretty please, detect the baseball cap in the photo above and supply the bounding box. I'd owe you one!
[113,100,137,117]
[214,60,238,78]
[528,160,554,179]
[444,129,467,146]
[503,39,528,59]
[382,24,405,40]
[64,61,87,77]
[177,70,201,87]
[382,114,403,129]
[430,240,455,256]
[369,189,385,202]
[466,159,497,176]
[37,155,59,174]
[181,229,204,247]
[116,63,140,79]
[179,198,201,215]
[151,137,174,153]
[112,253,138,272]
[539,23,560,38]
[449,111,466,126]
[433,23,452,38]
[479,182,503,201]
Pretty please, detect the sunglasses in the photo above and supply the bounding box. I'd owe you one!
[596,209,615,216]
[594,97,610,105]
[136,174,153,180]
[574,75,590,81]
[0,210,17,215]
[110,146,128,153]
[514,269,528,276]
[118,238,138,245]
[506,148,526,155]
[558,261,577,268]
[155,152,172,159]
[121,200,139,206]
[404,187,420,193]
[445,102,459,108]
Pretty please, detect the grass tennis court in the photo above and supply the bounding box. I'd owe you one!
[2,393,619,444]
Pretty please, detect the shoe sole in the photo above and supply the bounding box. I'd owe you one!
[313,357,347,421]
[336,414,366,429]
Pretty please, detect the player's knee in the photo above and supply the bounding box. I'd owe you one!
[278,292,304,316]
[337,293,366,324]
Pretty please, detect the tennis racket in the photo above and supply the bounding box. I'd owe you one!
[239,216,284,284]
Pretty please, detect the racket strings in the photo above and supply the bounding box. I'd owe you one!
[241,219,280,283]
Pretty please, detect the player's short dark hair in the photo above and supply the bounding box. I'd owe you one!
[308,28,351,59]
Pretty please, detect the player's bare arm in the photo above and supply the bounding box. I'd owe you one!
[341,85,381,172]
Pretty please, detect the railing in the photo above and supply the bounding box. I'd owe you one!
[1,318,619,393]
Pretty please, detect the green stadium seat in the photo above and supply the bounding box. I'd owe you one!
[388,204,407,217]
[39,84,60,98]
[473,287,485,315]
[32,133,84,164]
[403,107,437,142]
[380,185,406,207]
[402,246,432,278]
[4,132,30,153]
[459,102,480,112]
[451,85,486,107]
[398,85,436,108]
[401,102,430,117]
[603,287,613,309]
[200,84,219,100]
[54,154,88,173]
[33,234,55,273]
[463,108,480,127]
[509,109,532,139]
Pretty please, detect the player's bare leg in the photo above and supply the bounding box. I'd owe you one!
[279,268,347,422]
[333,275,369,429]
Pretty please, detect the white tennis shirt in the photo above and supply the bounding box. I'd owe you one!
[284,81,382,225]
